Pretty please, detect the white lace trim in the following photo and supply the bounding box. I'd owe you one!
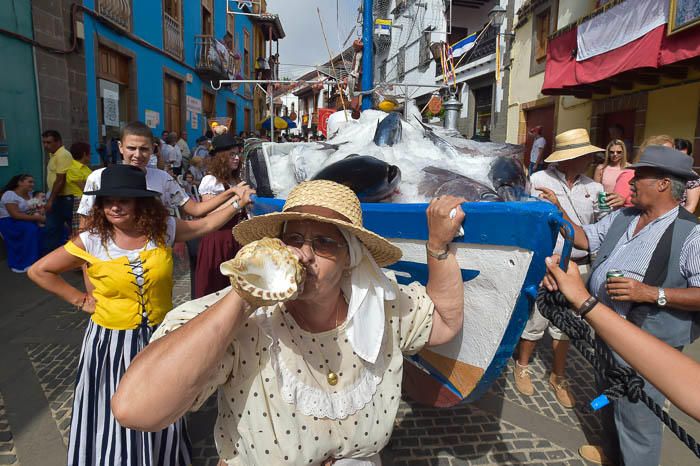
[254,308,387,420]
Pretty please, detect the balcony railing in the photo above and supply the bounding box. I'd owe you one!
[97,0,131,30]
[437,26,498,76]
[163,12,183,59]
[195,35,241,82]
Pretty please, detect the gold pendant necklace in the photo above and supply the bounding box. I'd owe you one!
[289,298,343,386]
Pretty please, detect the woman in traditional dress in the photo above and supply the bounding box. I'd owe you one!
[0,174,45,272]
[28,164,254,465]
[194,133,247,297]
[114,180,466,465]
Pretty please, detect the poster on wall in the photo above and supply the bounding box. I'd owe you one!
[191,112,199,130]
[145,109,160,128]
[186,96,202,114]
[100,79,120,127]
[669,0,700,34]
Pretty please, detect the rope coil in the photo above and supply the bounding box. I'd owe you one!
[535,287,700,459]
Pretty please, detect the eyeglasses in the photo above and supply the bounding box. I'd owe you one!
[281,232,347,258]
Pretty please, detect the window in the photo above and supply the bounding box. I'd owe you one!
[226,7,235,37]
[202,0,213,36]
[534,9,550,63]
[163,0,183,59]
[164,74,183,134]
[397,46,406,82]
[244,29,251,78]
[227,101,237,133]
[202,89,215,121]
[419,30,431,67]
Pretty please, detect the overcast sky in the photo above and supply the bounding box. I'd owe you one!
[268,0,361,79]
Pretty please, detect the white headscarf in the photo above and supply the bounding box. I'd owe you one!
[338,228,396,364]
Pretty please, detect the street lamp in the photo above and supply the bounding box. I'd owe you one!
[488,5,507,29]
[488,4,515,38]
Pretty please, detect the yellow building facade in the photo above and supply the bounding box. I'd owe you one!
[507,0,700,168]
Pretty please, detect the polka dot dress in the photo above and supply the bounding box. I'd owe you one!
[153,282,433,465]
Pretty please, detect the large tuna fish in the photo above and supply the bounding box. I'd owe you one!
[311,154,401,202]
[488,156,529,201]
[373,112,403,147]
[418,166,502,202]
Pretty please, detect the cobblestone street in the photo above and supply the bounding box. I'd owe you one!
[0,251,697,466]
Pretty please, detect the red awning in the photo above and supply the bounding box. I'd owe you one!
[542,23,700,96]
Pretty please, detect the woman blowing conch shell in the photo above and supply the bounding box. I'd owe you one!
[113,180,467,466]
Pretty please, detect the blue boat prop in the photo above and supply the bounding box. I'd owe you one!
[251,197,572,407]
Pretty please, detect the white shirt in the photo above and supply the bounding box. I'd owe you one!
[531,166,603,259]
[79,217,177,261]
[176,139,191,160]
[530,136,546,163]
[198,175,228,196]
[160,143,178,165]
[0,191,30,218]
[77,167,190,216]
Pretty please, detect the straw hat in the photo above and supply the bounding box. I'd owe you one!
[544,128,605,163]
[233,180,402,267]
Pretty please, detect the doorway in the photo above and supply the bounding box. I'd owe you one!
[97,45,131,151]
[164,74,183,134]
[523,104,555,165]
[599,110,635,159]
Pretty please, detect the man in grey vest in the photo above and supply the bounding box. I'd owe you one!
[539,145,700,466]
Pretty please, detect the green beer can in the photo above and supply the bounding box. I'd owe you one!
[606,269,624,280]
[598,191,611,211]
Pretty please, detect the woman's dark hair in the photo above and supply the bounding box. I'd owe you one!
[674,138,693,156]
[2,174,32,194]
[83,197,169,246]
[209,151,241,184]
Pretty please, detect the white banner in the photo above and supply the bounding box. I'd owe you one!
[576,0,668,62]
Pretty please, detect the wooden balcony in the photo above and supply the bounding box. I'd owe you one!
[163,12,183,60]
[97,0,131,30]
[195,35,241,82]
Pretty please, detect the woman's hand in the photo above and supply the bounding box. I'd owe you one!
[426,196,466,250]
[543,256,591,309]
[32,213,46,223]
[231,182,256,208]
[82,295,96,314]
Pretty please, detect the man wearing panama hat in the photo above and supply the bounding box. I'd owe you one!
[540,144,700,466]
[515,129,625,410]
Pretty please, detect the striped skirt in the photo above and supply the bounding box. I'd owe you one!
[68,320,192,466]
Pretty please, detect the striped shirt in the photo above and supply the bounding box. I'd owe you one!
[531,166,604,260]
[584,206,700,318]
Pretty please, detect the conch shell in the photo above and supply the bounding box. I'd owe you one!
[220,238,306,308]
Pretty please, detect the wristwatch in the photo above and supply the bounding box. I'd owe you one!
[657,287,667,307]
[426,243,450,260]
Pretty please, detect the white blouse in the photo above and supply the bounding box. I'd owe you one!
[152,280,434,465]
[199,175,228,196]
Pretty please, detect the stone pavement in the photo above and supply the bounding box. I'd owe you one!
[0,250,698,466]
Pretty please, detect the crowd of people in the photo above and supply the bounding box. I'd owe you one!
[518,126,700,466]
[0,118,698,466]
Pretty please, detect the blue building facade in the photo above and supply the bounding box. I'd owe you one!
[82,0,256,163]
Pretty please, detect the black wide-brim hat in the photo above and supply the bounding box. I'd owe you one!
[628,145,699,180]
[83,164,161,198]
[210,133,238,154]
